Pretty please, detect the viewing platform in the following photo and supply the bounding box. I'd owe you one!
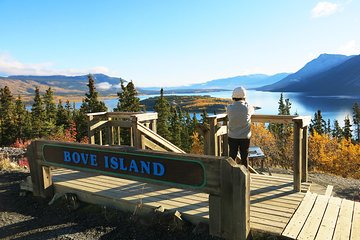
[25,112,360,240]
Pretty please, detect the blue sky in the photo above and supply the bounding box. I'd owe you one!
[1,0,359,87]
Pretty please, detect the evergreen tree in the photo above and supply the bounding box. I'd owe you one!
[353,102,360,142]
[0,86,16,145]
[332,120,343,139]
[14,95,31,141]
[310,110,326,135]
[169,106,182,146]
[31,87,46,138]
[200,110,208,124]
[154,88,171,140]
[269,93,292,138]
[343,116,352,140]
[65,100,73,119]
[43,87,57,122]
[114,80,141,112]
[113,80,141,145]
[190,112,199,135]
[326,119,331,135]
[77,74,107,141]
[56,99,70,128]
[80,74,107,113]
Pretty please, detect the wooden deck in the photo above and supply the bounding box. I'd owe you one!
[51,168,311,236]
[282,192,360,240]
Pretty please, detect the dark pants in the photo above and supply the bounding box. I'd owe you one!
[228,137,250,167]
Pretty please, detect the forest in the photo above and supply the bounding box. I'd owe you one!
[1,74,360,179]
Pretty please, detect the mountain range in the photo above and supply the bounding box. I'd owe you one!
[257,54,357,94]
[1,53,359,96]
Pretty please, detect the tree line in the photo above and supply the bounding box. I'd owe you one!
[0,75,203,152]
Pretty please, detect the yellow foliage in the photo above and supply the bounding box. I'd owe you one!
[190,132,204,154]
[309,131,360,178]
[251,123,282,166]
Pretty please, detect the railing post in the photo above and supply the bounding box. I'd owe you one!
[107,117,113,145]
[132,116,142,148]
[151,119,157,133]
[223,118,229,156]
[293,121,303,192]
[88,115,95,144]
[99,129,103,145]
[209,117,218,156]
[302,126,309,182]
[209,158,250,240]
[117,126,121,145]
[27,141,53,198]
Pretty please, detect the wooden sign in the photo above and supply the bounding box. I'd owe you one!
[42,144,206,188]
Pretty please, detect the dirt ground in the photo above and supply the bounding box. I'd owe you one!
[0,170,223,240]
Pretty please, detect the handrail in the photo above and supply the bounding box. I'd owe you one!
[207,114,309,125]
[136,123,185,153]
[204,113,311,192]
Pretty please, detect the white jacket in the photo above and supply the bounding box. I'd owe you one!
[226,100,255,139]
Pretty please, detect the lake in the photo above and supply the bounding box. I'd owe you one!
[99,90,360,126]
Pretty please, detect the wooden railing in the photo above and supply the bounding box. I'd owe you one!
[27,140,251,240]
[88,112,310,192]
[87,112,158,146]
[88,112,185,153]
[202,114,311,192]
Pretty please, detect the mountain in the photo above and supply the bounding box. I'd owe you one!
[257,54,354,91]
[0,74,124,95]
[180,73,290,90]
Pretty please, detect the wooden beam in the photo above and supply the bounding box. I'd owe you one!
[132,116,142,148]
[90,120,108,131]
[136,123,185,153]
[133,112,158,122]
[86,112,107,117]
[216,125,227,137]
[27,141,54,198]
[293,122,302,192]
[209,117,217,156]
[88,115,95,144]
[232,165,250,240]
[302,126,309,182]
[142,137,167,152]
[107,120,133,128]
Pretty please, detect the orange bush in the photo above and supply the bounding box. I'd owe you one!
[309,131,360,178]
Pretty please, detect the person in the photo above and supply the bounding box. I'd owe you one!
[226,86,255,167]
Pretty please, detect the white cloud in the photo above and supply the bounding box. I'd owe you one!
[95,82,113,90]
[311,2,339,18]
[0,52,115,77]
[337,40,360,55]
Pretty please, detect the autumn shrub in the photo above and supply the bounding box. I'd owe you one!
[10,139,32,149]
[190,132,204,154]
[0,157,20,170]
[309,131,360,178]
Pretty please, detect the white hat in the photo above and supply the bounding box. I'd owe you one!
[232,87,247,99]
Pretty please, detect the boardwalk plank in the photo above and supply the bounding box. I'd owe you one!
[315,197,342,240]
[333,199,354,240]
[297,195,330,240]
[51,168,308,237]
[282,192,317,239]
[350,201,360,240]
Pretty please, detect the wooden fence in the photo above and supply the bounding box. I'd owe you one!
[201,114,311,192]
[27,140,251,240]
[87,112,311,192]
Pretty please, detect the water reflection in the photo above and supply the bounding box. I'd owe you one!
[99,90,359,124]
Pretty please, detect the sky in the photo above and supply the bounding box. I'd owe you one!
[1,0,360,87]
